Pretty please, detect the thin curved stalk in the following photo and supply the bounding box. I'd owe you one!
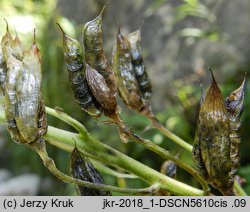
[91,160,139,179]
[45,107,88,136]
[143,110,193,152]
[234,180,247,196]
[122,129,210,194]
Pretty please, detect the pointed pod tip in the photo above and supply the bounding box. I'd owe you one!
[201,69,225,112]
[31,28,38,50]
[3,18,9,32]
[117,26,123,40]
[209,67,215,80]
[99,4,106,17]
[208,67,220,90]
[56,23,65,35]
[241,76,246,89]
[33,28,36,43]
[87,4,106,25]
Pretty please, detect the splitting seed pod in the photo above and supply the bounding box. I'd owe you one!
[3,31,47,144]
[193,71,234,195]
[83,6,117,96]
[112,28,143,112]
[127,29,152,102]
[15,36,47,143]
[225,77,246,176]
[71,145,111,196]
[57,24,102,118]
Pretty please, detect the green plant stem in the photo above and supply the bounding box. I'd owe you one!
[0,108,204,195]
[121,128,210,194]
[144,110,193,152]
[234,180,247,196]
[45,126,204,195]
[45,107,88,136]
[29,139,155,195]
[91,160,138,179]
[48,106,209,193]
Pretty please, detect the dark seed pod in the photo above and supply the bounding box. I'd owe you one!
[193,72,234,195]
[112,29,143,112]
[225,77,246,176]
[70,146,111,196]
[83,6,117,96]
[127,29,152,101]
[57,24,102,117]
[15,37,47,143]
[161,160,177,179]
[86,64,117,115]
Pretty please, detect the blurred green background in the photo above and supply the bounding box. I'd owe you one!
[0,0,250,195]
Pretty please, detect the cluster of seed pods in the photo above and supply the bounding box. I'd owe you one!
[0,22,47,145]
[193,71,245,195]
[1,7,245,196]
[112,28,152,113]
[59,6,117,119]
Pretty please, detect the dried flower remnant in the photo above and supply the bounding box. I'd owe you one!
[225,77,246,176]
[112,28,143,112]
[71,146,111,196]
[83,6,117,96]
[127,29,152,102]
[193,71,234,195]
[57,24,102,118]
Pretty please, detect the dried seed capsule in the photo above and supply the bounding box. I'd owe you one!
[193,72,233,195]
[15,37,47,143]
[225,77,246,176]
[86,64,117,115]
[57,24,102,117]
[4,55,26,143]
[127,29,152,101]
[70,146,111,196]
[83,6,117,96]
[112,29,143,112]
